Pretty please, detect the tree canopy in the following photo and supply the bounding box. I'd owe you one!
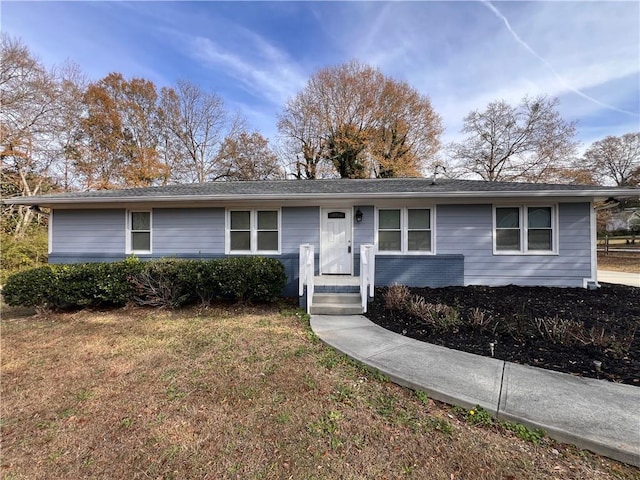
[582,133,639,187]
[278,60,443,179]
[447,95,578,182]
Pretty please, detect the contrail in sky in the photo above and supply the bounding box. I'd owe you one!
[482,0,637,116]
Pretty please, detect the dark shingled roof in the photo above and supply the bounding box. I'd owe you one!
[4,178,639,206]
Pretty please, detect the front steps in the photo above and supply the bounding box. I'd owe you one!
[309,292,363,315]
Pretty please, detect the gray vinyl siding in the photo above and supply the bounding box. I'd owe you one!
[52,209,125,254]
[153,208,224,255]
[353,205,374,253]
[351,205,374,276]
[281,207,319,253]
[437,203,592,287]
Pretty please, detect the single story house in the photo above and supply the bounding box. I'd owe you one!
[5,178,639,313]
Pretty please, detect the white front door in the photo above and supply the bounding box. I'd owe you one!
[320,208,352,274]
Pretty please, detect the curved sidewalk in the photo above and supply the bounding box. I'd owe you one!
[311,315,640,467]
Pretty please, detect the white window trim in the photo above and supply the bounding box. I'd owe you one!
[375,206,436,255]
[126,210,152,254]
[48,209,54,254]
[225,208,281,255]
[493,204,558,255]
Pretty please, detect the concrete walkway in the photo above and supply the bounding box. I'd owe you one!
[598,270,640,287]
[311,315,640,467]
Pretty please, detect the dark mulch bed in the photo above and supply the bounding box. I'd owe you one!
[366,284,640,386]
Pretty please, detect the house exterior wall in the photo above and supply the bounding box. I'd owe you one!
[48,201,594,293]
[153,208,224,254]
[51,209,125,256]
[437,203,591,287]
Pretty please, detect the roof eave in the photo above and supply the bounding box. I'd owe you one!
[4,188,639,207]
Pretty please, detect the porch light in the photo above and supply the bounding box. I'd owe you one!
[355,208,363,223]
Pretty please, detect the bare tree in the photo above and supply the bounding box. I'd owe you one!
[218,131,284,181]
[448,95,578,182]
[277,90,326,179]
[582,133,640,186]
[159,80,241,183]
[278,61,443,179]
[0,35,83,236]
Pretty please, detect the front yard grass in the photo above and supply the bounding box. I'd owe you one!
[1,304,638,479]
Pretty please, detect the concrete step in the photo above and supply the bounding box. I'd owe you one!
[313,293,361,305]
[310,293,363,315]
[309,305,364,315]
[314,285,360,294]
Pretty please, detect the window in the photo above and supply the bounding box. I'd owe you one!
[128,211,151,253]
[494,205,556,254]
[527,207,553,251]
[407,209,431,251]
[257,210,278,251]
[378,209,401,251]
[495,207,520,251]
[377,208,433,254]
[228,209,280,253]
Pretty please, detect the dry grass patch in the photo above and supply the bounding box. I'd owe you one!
[598,251,640,273]
[1,304,638,479]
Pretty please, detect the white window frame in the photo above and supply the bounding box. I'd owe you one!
[375,206,435,255]
[48,209,54,254]
[493,204,558,255]
[225,208,281,254]
[126,210,152,254]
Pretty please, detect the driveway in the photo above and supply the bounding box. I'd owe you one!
[597,270,640,287]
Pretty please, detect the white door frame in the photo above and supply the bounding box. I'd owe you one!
[319,207,353,275]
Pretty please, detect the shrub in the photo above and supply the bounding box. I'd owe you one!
[468,307,494,330]
[2,265,57,308]
[55,259,144,308]
[0,229,48,283]
[129,260,190,308]
[1,258,143,309]
[407,296,460,331]
[189,260,223,305]
[384,283,410,310]
[3,256,286,309]
[407,295,435,324]
[531,316,583,345]
[217,257,286,303]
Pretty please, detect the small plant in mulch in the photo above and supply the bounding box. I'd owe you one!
[370,284,640,385]
[384,283,410,310]
[390,292,461,333]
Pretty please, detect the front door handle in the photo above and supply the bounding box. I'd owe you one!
[348,246,352,253]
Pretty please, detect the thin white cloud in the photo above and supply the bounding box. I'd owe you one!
[482,0,638,117]
[188,31,307,106]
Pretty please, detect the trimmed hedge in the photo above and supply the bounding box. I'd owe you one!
[1,257,144,309]
[2,257,287,309]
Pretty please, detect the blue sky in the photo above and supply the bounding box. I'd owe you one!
[3,1,639,153]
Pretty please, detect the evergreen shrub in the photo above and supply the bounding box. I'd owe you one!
[2,256,286,309]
